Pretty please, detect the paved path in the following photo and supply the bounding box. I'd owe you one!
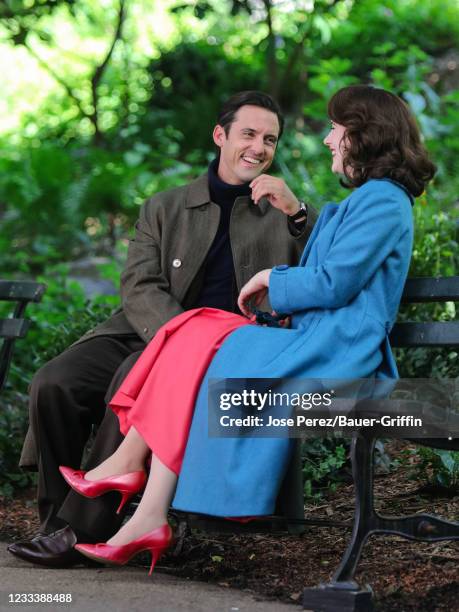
[0,543,297,612]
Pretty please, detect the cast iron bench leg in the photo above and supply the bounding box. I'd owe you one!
[303,432,459,611]
[303,433,375,611]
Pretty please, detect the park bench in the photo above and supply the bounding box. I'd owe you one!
[0,280,46,393]
[167,276,459,612]
[2,276,456,611]
[300,275,459,610]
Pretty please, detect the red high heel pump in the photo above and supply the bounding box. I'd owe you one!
[75,524,174,575]
[59,466,146,514]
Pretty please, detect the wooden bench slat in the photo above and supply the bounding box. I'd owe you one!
[0,280,46,303]
[390,321,459,347]
[401,276,459,302]
[0,318,30,340]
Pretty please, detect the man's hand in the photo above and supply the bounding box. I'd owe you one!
[238,269,271,317]
[250,175,300,216]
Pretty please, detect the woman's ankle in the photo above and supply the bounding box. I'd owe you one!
[106,514,167,546]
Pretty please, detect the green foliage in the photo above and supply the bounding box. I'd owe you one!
[417,447,459,489]
[2,0,458,267]
[0,143,89,272]
[0,0,76,45]
[395,207,459,380]
[6,266,118,393]
[1,0,459,496]
[0,267,117,495]
[392,205,458,487]
[144,40,264,156]
[301,438,348,501]
[0,398,35,497]
[0,135,202,273]
[400,446,459,490]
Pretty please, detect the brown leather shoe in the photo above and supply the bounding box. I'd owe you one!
[7,525,96,567]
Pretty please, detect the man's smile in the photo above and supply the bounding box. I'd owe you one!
[241,155,263,165]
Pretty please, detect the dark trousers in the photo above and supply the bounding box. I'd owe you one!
[29,335,145,541]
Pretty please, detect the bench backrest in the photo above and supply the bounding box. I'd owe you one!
[0,276,457,391]
[390,276,459,348]
[0,280,46,393]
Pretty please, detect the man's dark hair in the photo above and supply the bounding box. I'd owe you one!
[217,91,285,140]
[328,84,436,197]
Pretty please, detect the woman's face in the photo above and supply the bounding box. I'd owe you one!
[323,121,347,175]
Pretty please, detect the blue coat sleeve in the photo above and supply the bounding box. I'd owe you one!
[269,182,409,313]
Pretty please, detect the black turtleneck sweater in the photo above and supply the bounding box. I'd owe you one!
[189,159,306,312]
[192,159,251,312]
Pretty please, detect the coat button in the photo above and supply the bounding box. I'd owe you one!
[172,259,182,268]
[143,327,148,334]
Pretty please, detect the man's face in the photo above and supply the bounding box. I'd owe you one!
[213,105,280,185]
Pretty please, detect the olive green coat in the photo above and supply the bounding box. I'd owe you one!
[19,172,316,468]
[77,172,316,344]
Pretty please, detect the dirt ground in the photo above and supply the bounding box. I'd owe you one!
[2,444,458,611]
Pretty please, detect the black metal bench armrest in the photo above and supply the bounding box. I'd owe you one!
[0,280,47,394]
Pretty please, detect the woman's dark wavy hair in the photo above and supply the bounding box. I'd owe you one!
[328,85,436,197]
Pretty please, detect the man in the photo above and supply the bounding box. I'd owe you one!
[9,91,317,567]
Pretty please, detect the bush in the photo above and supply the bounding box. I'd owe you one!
[0,398,35,497]
[396,207,459,380]
[0,266,118,496]
[417,447,459,490]
[399,446,459,491]
[301,438,348,501]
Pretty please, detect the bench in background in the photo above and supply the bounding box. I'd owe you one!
[0,280,46,393]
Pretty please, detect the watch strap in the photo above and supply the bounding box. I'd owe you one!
[289,201,308,223]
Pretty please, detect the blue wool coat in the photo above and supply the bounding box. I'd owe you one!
[172,179,414,516]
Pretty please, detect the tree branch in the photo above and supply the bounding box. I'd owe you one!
[90,0,126,145]
[22,38,90,120]
[263,0,278,96]
[277,0,346,110]
[2,0,125,144]
[279,21,311,94]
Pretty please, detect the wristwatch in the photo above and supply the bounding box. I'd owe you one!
[289,201,308,224]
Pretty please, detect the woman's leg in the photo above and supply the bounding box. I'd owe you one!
[85,426,150,481]
[81,312,248,542]
[107,453,177,546]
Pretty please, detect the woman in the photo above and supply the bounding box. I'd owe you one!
[59,85,435,574]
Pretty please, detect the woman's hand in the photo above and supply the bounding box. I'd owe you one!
[238,269,271,317]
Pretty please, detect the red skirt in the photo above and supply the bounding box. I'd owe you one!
[109,308,250,475]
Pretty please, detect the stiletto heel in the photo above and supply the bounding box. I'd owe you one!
[149,549,162,576]
[59,466,146,511]
[116,491,134,515]
[75,524,174,575]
